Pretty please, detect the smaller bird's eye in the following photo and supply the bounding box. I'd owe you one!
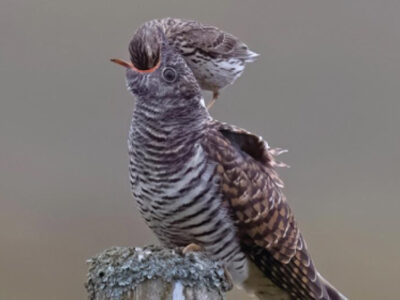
[162,67,177,82]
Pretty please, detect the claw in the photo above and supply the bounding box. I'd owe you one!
[182,243,203,254]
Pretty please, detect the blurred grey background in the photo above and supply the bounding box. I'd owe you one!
[1,0,399,299]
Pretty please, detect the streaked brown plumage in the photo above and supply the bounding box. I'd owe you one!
[129,17,258,108]
[111,21,347,300]
[203,121,345,299]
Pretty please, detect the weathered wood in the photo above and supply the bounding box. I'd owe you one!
[85,245,233,300]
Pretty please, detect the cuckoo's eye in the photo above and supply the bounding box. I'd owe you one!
[162,67,177,82]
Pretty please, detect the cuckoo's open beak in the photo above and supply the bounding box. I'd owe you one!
[110,58,161,73]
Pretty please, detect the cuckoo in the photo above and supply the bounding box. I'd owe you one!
[111,26,346,300]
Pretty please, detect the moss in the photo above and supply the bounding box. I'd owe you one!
[85,245,232,300]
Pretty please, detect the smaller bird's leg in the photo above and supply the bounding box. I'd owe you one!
[207,90,219,109]
[182,243,203,254]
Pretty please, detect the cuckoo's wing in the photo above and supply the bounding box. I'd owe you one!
[202,120,344,300]
[160,18,258,61]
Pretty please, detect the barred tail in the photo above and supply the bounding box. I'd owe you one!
[242,245,347,300]
[318,273,348,300]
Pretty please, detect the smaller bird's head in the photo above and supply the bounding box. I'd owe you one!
[111,28,202,104]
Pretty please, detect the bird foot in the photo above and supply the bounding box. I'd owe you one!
[182,243,203,254]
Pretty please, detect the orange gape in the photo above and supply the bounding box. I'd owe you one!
[110,58,161,73]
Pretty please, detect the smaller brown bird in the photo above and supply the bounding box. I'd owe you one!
[116,18,258,108]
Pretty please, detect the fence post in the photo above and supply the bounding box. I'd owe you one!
[85,245,233,300]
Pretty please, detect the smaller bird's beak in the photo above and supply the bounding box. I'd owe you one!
[110,58,134,69]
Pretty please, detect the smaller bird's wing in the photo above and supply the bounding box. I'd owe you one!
[160,18,258,61]
[202,120,342,299]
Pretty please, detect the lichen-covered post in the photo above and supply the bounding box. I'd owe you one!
[85,245,233,300]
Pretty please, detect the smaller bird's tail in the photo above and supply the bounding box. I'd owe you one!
[244,50,259,62]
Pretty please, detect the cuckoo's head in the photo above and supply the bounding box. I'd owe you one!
[111,26,201,103]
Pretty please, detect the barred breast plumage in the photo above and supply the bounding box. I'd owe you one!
[128,98,250,283]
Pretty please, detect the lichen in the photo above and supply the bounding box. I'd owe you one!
[85,245,232,300]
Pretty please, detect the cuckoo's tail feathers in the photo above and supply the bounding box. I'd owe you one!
[240,246,347,300]
[318,273,348,300]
